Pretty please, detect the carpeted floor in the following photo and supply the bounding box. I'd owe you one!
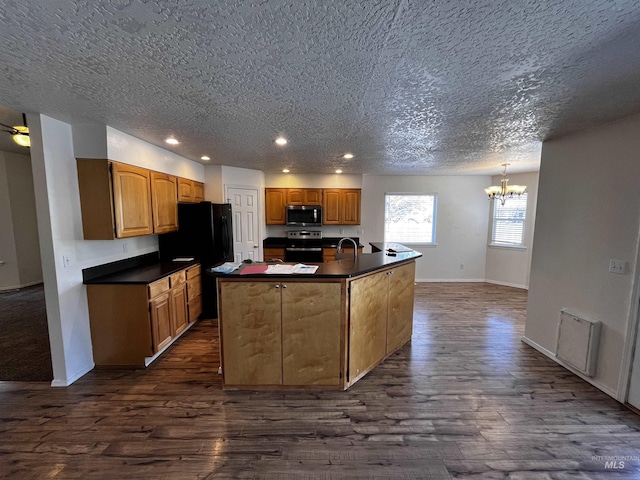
[0,284,53,382]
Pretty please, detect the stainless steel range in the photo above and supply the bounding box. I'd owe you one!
[285,230,323,263]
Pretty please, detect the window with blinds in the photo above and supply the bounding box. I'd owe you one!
[384,194,437,244]
[491,194,527,246]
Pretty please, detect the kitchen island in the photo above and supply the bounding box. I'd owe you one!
[212,246,421,390]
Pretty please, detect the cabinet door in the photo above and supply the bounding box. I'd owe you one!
[265,188,287,224]
[111,163,153,238]
[171,282,189,336]
[219,282,283,385]
[322,189,341,224]
[188,295,202,322]
[304,189,322,205]
[287,189,305,205]
[263,248,285,262]
[348,270,388,380]
[150,292,173,352]
[193,182,205,202]
[282,283,342,385]
[342,189,361,225]
[151,172,179,233]
[178,178,194,202]
[386,262,415,353]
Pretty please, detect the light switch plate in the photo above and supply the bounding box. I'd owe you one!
[609,259,627,275]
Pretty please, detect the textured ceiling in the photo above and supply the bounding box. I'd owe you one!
[1,1,640,175]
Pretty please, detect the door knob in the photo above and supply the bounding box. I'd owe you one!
[254,244,258,248]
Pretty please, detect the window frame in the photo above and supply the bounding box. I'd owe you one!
[488,193,528,248]
[383,192,438,246]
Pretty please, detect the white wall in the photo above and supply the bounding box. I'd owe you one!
[362,175,491,281]
[485,171,539,289]
[525,113,640,399]
[29,116,205,386]
[0,151,43,290]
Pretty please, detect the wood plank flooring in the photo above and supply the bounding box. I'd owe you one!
[1,282,639,479]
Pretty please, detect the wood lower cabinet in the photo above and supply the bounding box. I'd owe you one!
[323,189,361,225]
[186,264,202,322]
[322,246,363,263]
[77,159,182,239]
[264,247,285,262]
[219,280,343,387]
[151,172,178,234]
[87,263,200,366]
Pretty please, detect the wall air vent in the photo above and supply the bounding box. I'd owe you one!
[556,309,601,377]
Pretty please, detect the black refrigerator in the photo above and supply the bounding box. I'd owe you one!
[159,202,233,318]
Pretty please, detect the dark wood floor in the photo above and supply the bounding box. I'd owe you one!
[1,283,639,479]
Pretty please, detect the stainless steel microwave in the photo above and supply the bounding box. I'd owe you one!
[286,205,322,226]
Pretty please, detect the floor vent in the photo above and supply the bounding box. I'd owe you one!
[556,309,601,377]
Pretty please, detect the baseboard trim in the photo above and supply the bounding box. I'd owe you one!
[51,363,94,387]
[485,279,529,290]
[415,278,485,283]
[520,336,618,399]
[0,280,43,292]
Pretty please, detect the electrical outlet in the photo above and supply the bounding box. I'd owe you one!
[123,242,129,253]
[460,263,465,270]
[339,228,344,235]
[357,228,364,235]
[609,259,627,275]
[62,255,71,268]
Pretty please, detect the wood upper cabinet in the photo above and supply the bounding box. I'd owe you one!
[287,188,322,205]
[151,172,178,234]
[265,188,287,225]
[76,159,182,239]
[178,178,205,203]
[323,189,361,225]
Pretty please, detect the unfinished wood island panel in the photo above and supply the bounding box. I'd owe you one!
[281,282,343,385]
[219,281,283,385]
[348,269,389,382]
[386,262,416,353]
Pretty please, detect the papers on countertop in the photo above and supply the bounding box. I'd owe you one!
[173,257,195,261]
[266,263,318,274]
[211,262,242,273]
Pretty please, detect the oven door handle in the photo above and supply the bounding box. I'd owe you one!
[285,247,323,252]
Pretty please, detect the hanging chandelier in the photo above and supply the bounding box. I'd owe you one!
[484,163,526,206]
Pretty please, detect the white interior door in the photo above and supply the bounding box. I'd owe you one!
[227,187,260,262]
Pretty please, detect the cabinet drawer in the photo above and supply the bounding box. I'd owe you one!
[187,277,202,300]
[186,264,201,280]
[170,271,186,287]
[148,277,170,298]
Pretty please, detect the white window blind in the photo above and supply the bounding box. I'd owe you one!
[384,194,436,244]
[491,194,527,246]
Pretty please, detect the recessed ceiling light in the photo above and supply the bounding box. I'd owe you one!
[275,136,288,146]
[165,137,179,145]
[335,169,343,174]
[200,156,210,161]
[343,153,354,159]
[282,169,290,173]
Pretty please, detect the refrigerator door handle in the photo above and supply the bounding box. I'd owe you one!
[221,216,230,258]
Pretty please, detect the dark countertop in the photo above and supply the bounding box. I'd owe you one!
[84,259,199,285]
[209,248,420,279]
[263,236,363,249]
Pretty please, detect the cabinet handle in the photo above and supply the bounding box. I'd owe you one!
[275,284,280,289]
[282,284,287,288]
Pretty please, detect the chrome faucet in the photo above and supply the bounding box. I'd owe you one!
[337,237,358,259]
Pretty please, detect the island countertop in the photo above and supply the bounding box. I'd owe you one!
[208,248,420,279]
